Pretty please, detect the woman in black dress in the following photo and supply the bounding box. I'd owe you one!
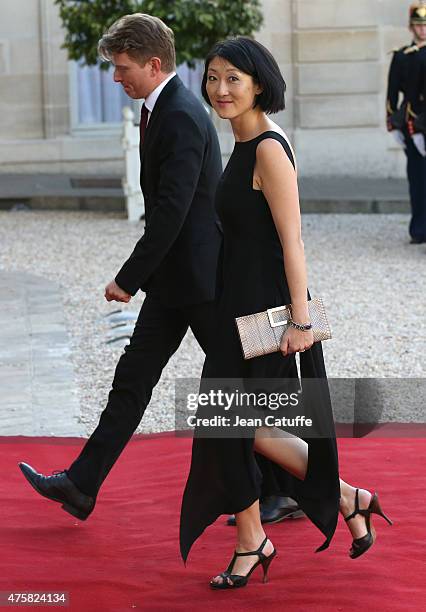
[179,37,392,589]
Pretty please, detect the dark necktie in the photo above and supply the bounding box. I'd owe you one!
[139,103,149,146]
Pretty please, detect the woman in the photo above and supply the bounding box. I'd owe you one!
[179,37,392,589]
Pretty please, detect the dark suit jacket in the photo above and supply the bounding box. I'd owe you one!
[115,75,223,306]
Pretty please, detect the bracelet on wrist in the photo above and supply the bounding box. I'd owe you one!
[289,318,312,332]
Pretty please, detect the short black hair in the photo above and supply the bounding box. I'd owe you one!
[201,37,286,114]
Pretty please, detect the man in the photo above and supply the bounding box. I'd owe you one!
[387,2,426,244]
[19,13,301,525]
[19,12,222,518]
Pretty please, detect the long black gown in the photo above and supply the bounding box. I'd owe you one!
[179,131,340,562]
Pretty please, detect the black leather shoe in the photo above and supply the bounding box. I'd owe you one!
[18,462,95,520]
[226,496,305,526]
[409,237,425,244]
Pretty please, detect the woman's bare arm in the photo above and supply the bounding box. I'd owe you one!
[255,138,313,354]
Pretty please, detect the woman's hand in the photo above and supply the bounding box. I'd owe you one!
[280,326,314,356]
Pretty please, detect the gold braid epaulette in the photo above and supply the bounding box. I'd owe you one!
[404,41,426,54]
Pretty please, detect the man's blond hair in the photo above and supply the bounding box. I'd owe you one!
[98,13,176,72]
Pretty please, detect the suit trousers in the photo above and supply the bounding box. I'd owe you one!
[67,294,216,498]
[405,135,426,241]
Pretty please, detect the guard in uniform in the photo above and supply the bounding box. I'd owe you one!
[387,2,426,244]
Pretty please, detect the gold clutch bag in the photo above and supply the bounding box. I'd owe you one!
[235,297,331,360]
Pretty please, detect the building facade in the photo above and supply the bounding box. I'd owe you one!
[0,0,414,177]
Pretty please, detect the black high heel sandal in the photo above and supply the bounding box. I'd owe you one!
[210,536,277,589]
[344,488,393,559]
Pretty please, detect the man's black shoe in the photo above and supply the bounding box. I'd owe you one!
[226,495,305,526]
[18,462,95,520]
[409,237,425,244]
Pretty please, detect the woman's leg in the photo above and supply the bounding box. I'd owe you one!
[254,427,308,480]
[212,428,375,584]
[254,427,374,541]
[211,429,306,584]
[211,499,275,585]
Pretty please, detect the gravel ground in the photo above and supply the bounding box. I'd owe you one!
[0,210,424,434]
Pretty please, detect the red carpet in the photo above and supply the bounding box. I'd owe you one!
[0,433,424,612]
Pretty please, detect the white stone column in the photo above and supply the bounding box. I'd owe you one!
[38,0,70,139]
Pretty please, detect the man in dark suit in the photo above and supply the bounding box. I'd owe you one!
[19,13,222,518]
[387,2,426,244]
[19,13,301,525]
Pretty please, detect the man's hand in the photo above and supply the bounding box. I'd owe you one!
[104,280,132,303]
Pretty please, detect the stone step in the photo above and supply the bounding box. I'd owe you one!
[0,173,410,213]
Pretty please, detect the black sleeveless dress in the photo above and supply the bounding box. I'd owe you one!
[179,131,340,562]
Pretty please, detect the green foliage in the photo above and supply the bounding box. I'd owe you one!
[54,0,263,68]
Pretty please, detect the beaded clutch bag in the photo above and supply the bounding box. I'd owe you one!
[235,297,331,360]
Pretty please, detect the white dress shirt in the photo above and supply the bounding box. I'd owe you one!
[144,72,177,124]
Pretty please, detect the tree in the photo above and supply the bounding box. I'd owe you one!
[54,0,263,67]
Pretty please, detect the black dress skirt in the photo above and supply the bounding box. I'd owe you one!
[179,131,340,562]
